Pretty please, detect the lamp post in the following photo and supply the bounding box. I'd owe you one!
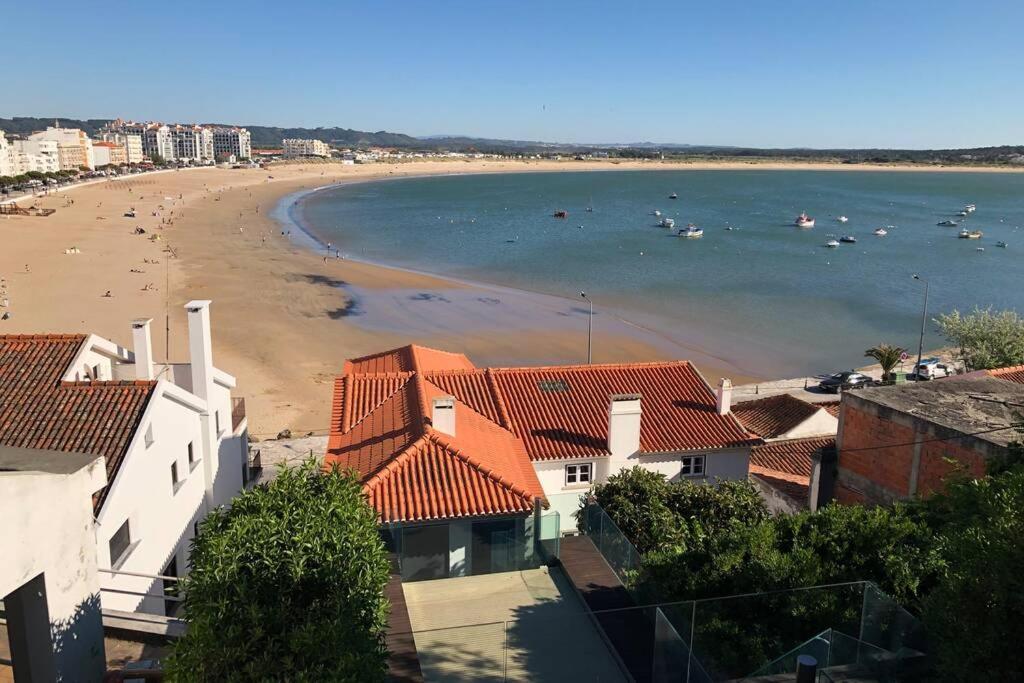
[580,291,593,364]
[912,274,929,382]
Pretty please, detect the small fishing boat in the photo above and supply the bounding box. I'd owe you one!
[669,193,678,200]
[996,241,1008,248]
[795,212,815,228]
[586,207,594,213]
[937,220,959,227]
[839,235,857,243]
[553,210,568,219]
[873,228,888,236]
[659,217,676,228]
[678,224,703,239]
[652,210,661,217]
[965,204,976,213]
[957,211,969,217]
[837,215,849,223]
[958,229,983,239]
[976,247,985,252]
[825,239,840,248]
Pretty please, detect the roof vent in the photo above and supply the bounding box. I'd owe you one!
[432,396,456,437]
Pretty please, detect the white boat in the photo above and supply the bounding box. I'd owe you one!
[976,247,985,252]
[873,228,888,236]
[957,211,969,217]
[825,239,840,248]
[652,210,661,217]
[958,229,983,239]
[659,217,676,228]
[795,212,815,228]
[837,215,849,223]
[678,224,703,239]
[996,241,1008,248]
[965,204,976,213]
[937,220,959,227]
[669,192,678,200]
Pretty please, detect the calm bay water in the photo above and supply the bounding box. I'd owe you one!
[298,170,1024,377]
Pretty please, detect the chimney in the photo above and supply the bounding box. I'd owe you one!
[432,396,456,436]
[716,378,733,415]
[185,300,214,400]
[131,318,154,380]
[608,394,642,467]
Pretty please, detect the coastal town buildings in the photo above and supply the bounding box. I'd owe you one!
[170,124,214,162]
[2,137,61,174]
[325,344,758,580]
[831,375,1024,506]
[27,124,95,170]
[98,132,144,164]
[0,301,249,615]
[283,138,331,158]
[212,126,252,160]
[91,140,128,167]
[733,394,839,512]
[0,130,12,175]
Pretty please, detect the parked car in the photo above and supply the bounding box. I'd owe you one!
[914,358,953,380]
[818,371,874,393]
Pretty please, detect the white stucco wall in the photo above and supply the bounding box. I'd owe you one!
[779,409,838,440]
[0,456,108,681]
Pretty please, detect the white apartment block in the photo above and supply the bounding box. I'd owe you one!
[283,138,331,158]
[92,141,128,167]
[4,138,61,174]
[27,125,95,170]
[212,127,252,160]
[0,300,249,615]
[170,125,215,162]
[0,130,13,176]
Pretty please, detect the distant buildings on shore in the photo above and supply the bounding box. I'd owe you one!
[102,119,252,163]
[283,138,331,158]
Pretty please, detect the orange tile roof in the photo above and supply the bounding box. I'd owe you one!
[733,394,822,439]
[750,436,835,506]
[989,365,1024,385]
[0,335,155,511]
[819,400,841,418]
[327,344,758,522]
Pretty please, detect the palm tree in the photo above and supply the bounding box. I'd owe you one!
[865,343,907,381]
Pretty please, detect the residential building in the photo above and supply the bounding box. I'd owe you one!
[283,138,331,158]
[102,120,175,161]
[8,139,61,174]
[0,129,13,175]
[91,140,128,167]
[325,344,758,580]
[0,300,249,614]
[170,124,214,162]
[2,446,108,681]
[733,394,840,512]
[831,376,1024,506]
[27,124,95,170]
[99,132,144,164]
[212,127,252,160]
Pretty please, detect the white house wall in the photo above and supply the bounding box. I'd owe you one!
[780,410,838,441]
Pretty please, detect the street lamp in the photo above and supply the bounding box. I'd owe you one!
[580,291,593,364]
[912,275,929,382]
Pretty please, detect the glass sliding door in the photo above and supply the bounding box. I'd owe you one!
[400,524,449,582]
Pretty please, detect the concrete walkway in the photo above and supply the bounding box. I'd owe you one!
[402,567,626,682]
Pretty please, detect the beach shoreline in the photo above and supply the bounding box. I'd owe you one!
[1,157,1015,437]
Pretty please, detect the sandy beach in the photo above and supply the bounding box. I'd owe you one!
[1,158,1019,438]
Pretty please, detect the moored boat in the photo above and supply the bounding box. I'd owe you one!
[659,217,676,228]
[669,192,678,200]
[825,239,840,248]
[795,212,815,228]
[958,229,983,239]
[652,210,661,217]
[937,220,959,227]
[839,235,856,243]
[553,210,568,219]
[678,224,703,239]
[837,215,849,223]
[965,204,976,213]
[996,241,1008,248]
[873,227,888,236]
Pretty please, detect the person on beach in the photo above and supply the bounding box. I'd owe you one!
[102,290,112,297]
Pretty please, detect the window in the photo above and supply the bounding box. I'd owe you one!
[171,461,180,491]
[109,520,132,566]
[681,455,706,478]
[187,441,196,469]
[92,363,102,380]
[144,424,154,448]
[215,410,221,434]
[565,462,593,486]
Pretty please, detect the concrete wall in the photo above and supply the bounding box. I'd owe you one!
[782,409,838,440]
[0,457,108,681]
[836,397,990,506]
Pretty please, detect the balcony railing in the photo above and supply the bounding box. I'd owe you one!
[231,396,246,432]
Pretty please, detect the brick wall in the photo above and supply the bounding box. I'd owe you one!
[837,401,988,505]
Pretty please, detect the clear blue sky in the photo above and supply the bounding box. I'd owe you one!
[3,0,1022,148]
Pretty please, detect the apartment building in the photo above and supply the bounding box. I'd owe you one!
[170,124,214,162]
[0,301,249,614]
[212,127,252,160]
[27,124,95,170]
[98,132,144,164]
[283,138,331,158]
[92,141,128,167]
[2,136,61,174]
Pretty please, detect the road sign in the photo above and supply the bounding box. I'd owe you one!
[900,351,910,361]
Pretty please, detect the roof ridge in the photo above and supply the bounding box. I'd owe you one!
[485,368,515,431]
[341,374,419,434]
[418,376,519,436]
[359,433,431,489]
[0,334,88,342]
[59,379,158,388]
[423,430,538,504]
[487,359,694,373]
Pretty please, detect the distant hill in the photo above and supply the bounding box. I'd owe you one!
[2,116,1022,165]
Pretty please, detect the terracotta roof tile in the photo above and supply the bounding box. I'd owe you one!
[733,394,822,439]
[819,401,841,418]
[750,436,835,506]
[0,335,155,511]
[989,365,1024,385]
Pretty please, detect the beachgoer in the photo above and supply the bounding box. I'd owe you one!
[102,290,112,297]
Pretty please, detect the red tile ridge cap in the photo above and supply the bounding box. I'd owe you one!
[359,433,431,489]
[338,374,420,435]
[410,373,430,426]
[58,379,157,388]
[0,333,87,342]
[990,364,1024,376]
[485,368,515,431]
[486,359,695,374]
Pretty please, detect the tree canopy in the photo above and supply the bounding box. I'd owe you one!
[935,307,1024,370]
[167,459,391,682]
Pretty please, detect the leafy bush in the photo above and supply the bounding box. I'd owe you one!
[166,459,391,682]
[935,307,1024,370]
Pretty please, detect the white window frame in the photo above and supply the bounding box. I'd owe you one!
[565,462,593,487]
[681,455,706,478]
